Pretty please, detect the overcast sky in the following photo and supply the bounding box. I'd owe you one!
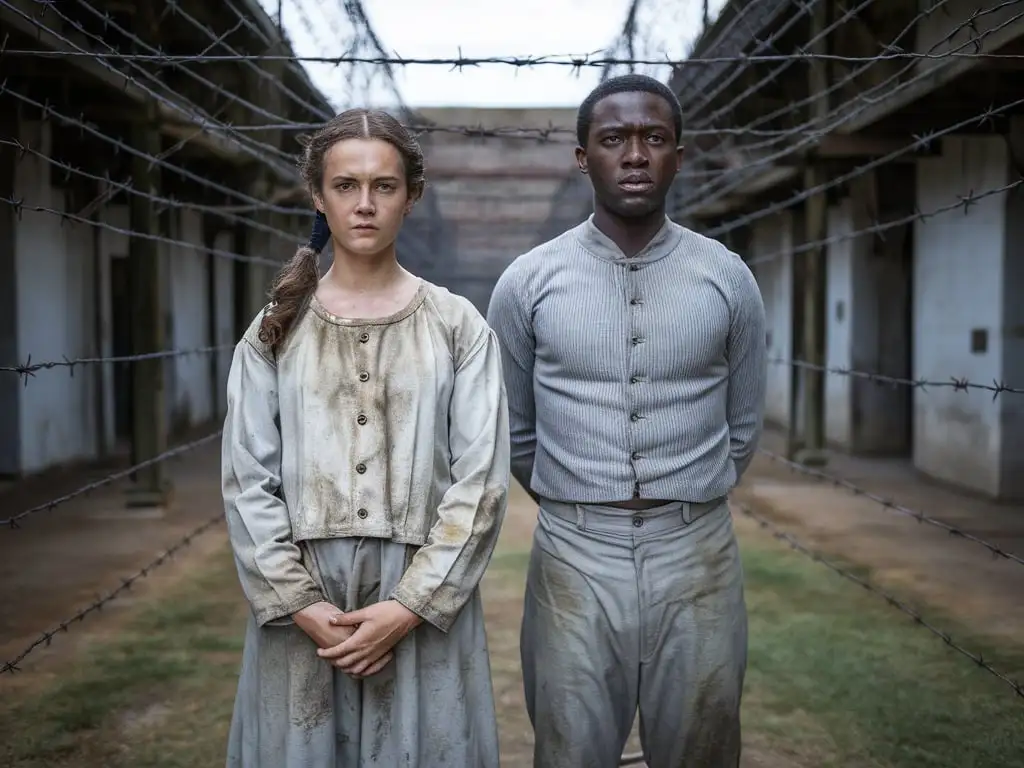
[259,0,725,109]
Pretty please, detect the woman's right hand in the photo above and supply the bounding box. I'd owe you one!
[292,601,394,677]
[293,601,356,648]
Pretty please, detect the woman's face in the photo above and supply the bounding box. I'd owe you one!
[314,137,415,258]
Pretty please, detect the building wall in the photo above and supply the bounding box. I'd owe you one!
[914,135,1007,496]
[750,211,794,429]
[825,196,855,448]
[1001,119,1024,500]
[6,118,248,476]
[167,210,215,434]
[14,120,101,474]
[823,171,914,456]
[415,107,579,315]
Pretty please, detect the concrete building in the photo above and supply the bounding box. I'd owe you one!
[0,0,332,480]
[411,107,580,313]
[658,0,1024,500]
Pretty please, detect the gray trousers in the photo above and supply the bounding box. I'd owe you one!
[520,498,747,768]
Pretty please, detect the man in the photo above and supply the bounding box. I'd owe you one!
[486,73,767,767]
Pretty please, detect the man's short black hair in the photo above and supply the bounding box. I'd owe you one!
[576,73,683,148]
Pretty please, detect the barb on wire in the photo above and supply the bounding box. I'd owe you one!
[673,0,1024,200]
[0,85,301,218]
[13,49,1024,66]
[746,176,1024,268]
[735,502,1024,699]
[0,345,234,381]
[0,0,297,178]
[757,449,1024,568]
[1,432,222,530]
[0,510,224,674]
[680,4,1024,218]
[0,137,301,245]
[0,196,281,268]
[702,88,1024,238]
[768,358,1024,399]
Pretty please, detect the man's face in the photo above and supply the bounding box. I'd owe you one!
[575,91,683,219]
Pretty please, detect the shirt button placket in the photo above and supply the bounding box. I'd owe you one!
[356,329,371,520]
[626,261,644,497]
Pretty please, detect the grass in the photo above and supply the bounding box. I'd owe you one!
[1,522,1022,768]
[737,526,1024,768]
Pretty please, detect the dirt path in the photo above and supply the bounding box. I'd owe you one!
[736,429,1024,644]
[10,429,1019,765]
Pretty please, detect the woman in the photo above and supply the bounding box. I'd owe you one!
[221,108,509,767]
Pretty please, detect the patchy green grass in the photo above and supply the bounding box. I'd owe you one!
[0,548,246,768]
[2,521,1022,768]
[736,524,1024,768]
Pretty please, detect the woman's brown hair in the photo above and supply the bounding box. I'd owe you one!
[257,108,426,351]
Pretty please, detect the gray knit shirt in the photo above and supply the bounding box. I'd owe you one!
[486,214,767,505]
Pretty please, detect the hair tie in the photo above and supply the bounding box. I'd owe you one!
[308,210,331,252]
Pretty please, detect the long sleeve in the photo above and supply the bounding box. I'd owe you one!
[221,335,324,627]
[486,263,538,497]
[726,260,768,481]
[390,328,510,632]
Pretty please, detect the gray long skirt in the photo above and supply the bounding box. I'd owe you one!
[225,536,500,767]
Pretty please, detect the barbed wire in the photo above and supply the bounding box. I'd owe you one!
[0,510,224,674]
[0,138,301,246]
[745,175,1024,267]
[1,432,222,530]
[0,345,234,380]
[734,503,1024,699]
[701,93,1024,238]
[756,449,1024,567]
[677,3,1024,210]
[8,0,302,170]
[767,358,1024,398]
[672,0,1024,188]
[0,195,283,268]
[14,47,1024,66]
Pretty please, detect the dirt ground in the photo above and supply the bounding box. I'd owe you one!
[734,430,1024,644]
[2,427,1022,765]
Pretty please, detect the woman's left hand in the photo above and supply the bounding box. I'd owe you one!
[318,600,423,676]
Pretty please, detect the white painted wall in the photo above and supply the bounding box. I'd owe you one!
[213,231,236,416]
[98,204,129,452]
[14,121,100,474]
[825,198,854,447]
[914,136,1007,496]
[8,117,244,476]
[168,210,214,432]
[750,211,793,429]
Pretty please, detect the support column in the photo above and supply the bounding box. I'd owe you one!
[0,106,20,476]
[793,0,830,466]
[126,6,169,507]
[1000,117,1024,500]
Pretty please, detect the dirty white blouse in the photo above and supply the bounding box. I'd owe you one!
[220,279,510,633]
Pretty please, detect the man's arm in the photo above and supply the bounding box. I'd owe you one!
[486,263,539,501]
[726,260,768,481]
